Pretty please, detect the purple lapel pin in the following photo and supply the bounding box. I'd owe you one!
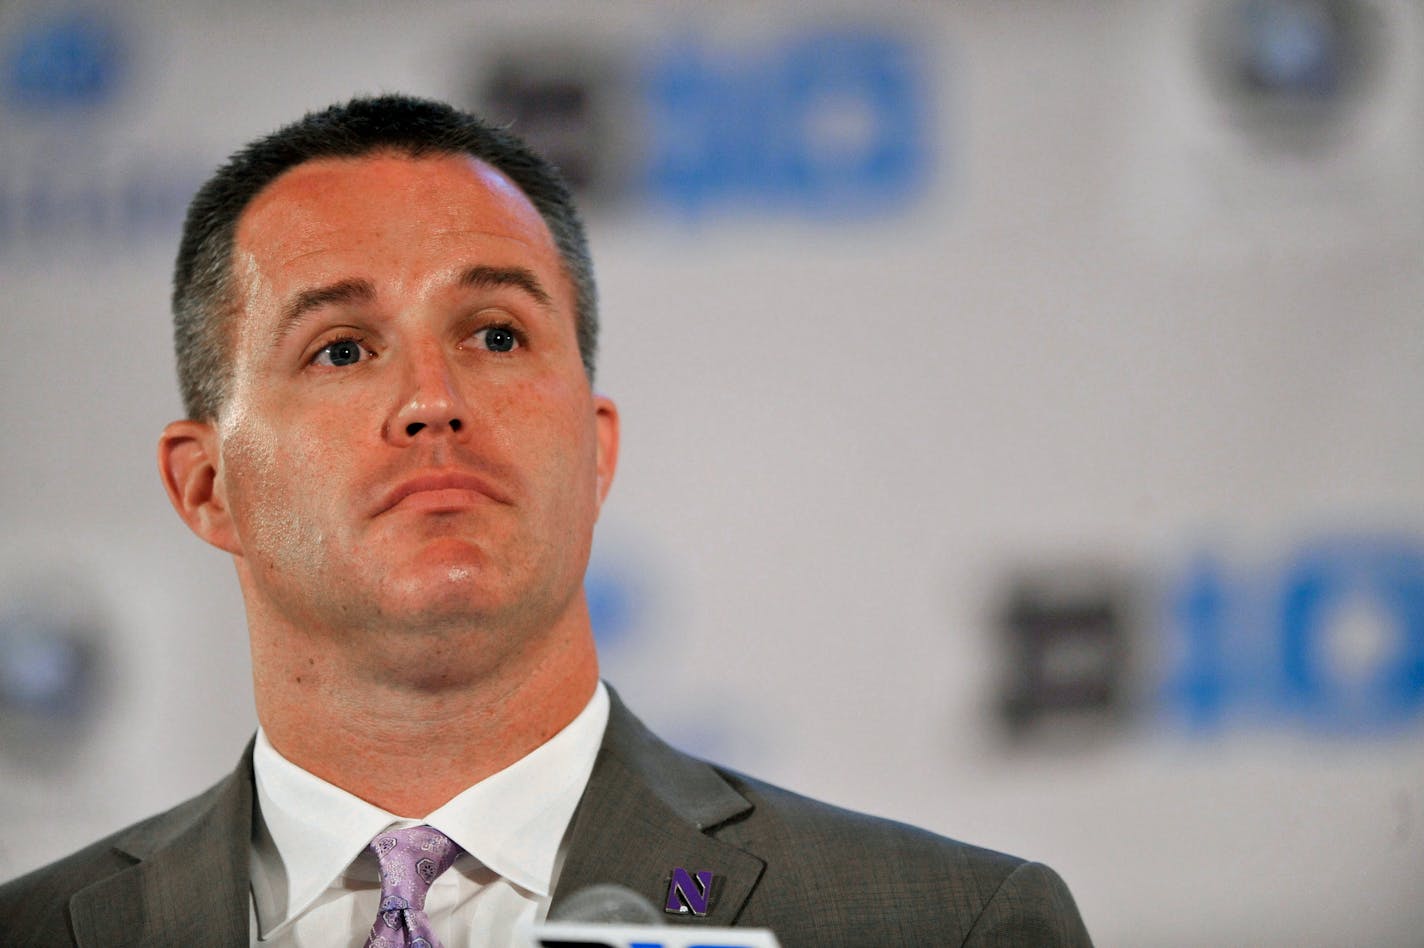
[664,867,714,916]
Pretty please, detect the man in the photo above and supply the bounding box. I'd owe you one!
[0,95,1092,946]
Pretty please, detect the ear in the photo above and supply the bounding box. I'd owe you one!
[592,394,620,509]
[158,420,242,555]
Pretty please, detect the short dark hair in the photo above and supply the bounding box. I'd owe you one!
[172,93,597,421]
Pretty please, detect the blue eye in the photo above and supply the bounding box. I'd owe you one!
[475,326,519,353]
[313,338,369,367]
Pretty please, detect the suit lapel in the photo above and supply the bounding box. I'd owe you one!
[68,745,254,947]
[552,691,765,925]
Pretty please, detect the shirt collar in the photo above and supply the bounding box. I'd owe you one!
[250,681,609,938]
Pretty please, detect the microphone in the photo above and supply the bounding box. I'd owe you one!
[530,884,782,948]
[547,884,664,924]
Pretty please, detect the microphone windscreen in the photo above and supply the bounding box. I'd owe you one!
[548,884,664,924]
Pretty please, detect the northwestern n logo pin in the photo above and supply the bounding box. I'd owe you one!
[664,867,714,916]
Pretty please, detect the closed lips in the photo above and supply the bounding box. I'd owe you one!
[378,472,511,514]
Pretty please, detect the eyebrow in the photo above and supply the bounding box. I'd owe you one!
[272,278,376,347]
[457,265,552,307]
[268,266,553,349]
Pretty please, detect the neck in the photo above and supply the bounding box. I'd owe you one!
[248,600,600,817]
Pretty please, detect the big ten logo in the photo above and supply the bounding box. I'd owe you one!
[465,26,933,219]
[1167,536,1424,734]
[993,534,1424,742]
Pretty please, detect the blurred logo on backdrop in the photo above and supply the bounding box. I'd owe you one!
[995,532,1424,744]
[585,553,644,654]
[0,572,108,771]
[464,26,933,220]
[5,9,125,112]
[0,8,205,257]
[1199,0,1385,152]
[996,566,1138,741]
[583,539,755,765]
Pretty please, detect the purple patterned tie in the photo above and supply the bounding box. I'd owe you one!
[364,825,463,948]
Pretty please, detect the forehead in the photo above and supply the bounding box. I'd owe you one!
[231,151,563,299]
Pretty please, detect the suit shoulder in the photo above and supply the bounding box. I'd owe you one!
[717,766,1022,878]
[0,772,239,943]
[713,768,1091,945]
[0,820,143,944]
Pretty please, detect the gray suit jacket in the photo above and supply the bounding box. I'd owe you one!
[0,692,1092,946]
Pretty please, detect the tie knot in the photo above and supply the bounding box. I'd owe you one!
[369,825,462,913]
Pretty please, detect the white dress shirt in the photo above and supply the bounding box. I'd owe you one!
[249,682,609,947]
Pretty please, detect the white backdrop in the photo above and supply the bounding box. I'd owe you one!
[2,2,1422,945]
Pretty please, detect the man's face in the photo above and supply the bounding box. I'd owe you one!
[194,153,616,646]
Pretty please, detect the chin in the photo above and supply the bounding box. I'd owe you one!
[381,565,501,619]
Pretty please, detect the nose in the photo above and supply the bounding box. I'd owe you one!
[387,343,471,445]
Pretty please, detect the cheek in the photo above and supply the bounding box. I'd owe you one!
[220,423,282,512]
[499,380,598,486]
[219,412,336,549]
[223,389,355,490]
